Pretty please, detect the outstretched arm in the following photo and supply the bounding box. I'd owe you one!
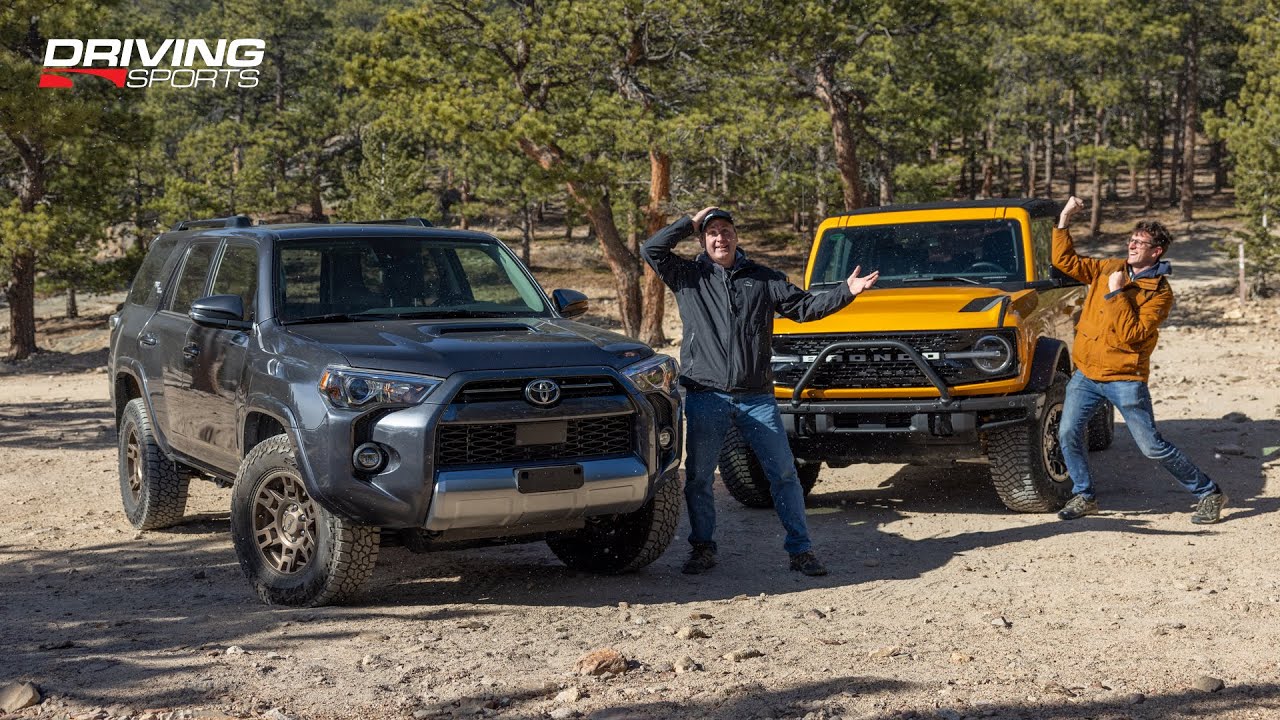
[1052,196,1106,284]
[774,266,877,322]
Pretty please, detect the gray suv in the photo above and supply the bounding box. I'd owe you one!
[109,216,683,606]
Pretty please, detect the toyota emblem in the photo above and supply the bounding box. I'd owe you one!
[524,378,561,407]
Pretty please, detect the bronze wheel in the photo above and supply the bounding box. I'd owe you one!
[252,471,319,575]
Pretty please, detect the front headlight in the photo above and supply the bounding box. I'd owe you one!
[968,334,1014,374]
[318,367,443,409]
[623,354,679,393]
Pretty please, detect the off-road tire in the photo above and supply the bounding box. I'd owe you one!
[1087,400,1115,451]
[230,435,379,606]
[718,425,819,509]
[988,371,1073,512]
[118,398,190,530]
[546,475,681,574]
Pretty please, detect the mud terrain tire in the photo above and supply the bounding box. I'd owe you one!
[989,371,1073,512]
[546,474,681,574]
[1088,400,1116,451]
[119,398,190,530]
[230,435,379,606]
[718,425,819,509]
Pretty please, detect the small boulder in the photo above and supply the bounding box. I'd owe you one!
[1192,676,1224,693]
[722,649,763,662]
[673,656,701,674]
[0,682,41,713]
[574,648,628,676]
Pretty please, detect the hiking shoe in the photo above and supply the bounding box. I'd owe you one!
[1191,492,1227,525]
[789,551,829,576]
[1057,494,1099,520]
[681,543,717,574]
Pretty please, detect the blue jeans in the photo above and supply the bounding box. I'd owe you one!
[1058,370,1218,500]
[683,390,813,555]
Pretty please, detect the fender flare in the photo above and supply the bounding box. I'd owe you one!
[113,362,175,457]
[1025,338,1072,394]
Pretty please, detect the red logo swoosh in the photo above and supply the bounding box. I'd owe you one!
[39,68,129,88]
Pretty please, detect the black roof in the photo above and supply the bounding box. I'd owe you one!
[836,198,1061,220]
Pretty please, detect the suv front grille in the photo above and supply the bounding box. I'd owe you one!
[772,331,1016,389]
[455,375,622,403]
[435,416,633,466]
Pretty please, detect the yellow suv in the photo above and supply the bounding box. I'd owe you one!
[718,199,1115,513]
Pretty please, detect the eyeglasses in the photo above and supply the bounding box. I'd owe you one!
[1128,237,1156,249]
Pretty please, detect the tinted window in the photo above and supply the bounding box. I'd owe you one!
[811,219,1025,287]
[277,236,548,321]
[210,244,258,320]
[168,243,217,314]
[125,235,180,307]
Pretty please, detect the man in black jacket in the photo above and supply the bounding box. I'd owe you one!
[642,207,879,575]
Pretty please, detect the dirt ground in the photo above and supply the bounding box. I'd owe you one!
[2,199,1279,720]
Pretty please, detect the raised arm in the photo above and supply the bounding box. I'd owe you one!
[640,216,697,289]
[1052,196,1107,284]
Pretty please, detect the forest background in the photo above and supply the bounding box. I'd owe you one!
[3,0,1279,361]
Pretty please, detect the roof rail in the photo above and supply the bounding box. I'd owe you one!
[174,215,253,231]
[345,217,433,227]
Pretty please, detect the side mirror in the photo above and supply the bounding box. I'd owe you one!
[1049,266,1085,287]
[190,294,251,330]
[552,289,589,318]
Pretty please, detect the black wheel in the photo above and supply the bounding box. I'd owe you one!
[718,425,819,509]
[118,398,190,530]
[230,435,379,606]
[1087,400,1115,451]
[988,371,1073,512]
[546,474,681,574]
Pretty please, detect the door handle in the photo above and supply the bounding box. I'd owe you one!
[140,333,157,346]
[182,342,200,359]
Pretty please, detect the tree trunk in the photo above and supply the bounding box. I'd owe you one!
[981,120,995,198]
[66,287,78,320]
[5,252,38,360]
[814,59,864,211]
[815,143,829,220]
[878,150,894,206]
[1090,107,1105,237]
[1169,82,1183,208]
[1180,21,1199,221]
[521,200,533,268]
[1043,121,1054,197]
[458,178,470,230]
[1067,92,1078,198]
[1026,138,1037,198]
[1209,140,1226,193]
[640,149,670,346]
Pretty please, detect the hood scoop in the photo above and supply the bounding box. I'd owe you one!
[429,323,534,336]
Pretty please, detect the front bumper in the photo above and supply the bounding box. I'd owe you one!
[293,368,682,530]
[783,393,1044,465]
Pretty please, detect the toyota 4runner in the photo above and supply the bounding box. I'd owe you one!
[110,216,683,606]
[718,199,1114,513]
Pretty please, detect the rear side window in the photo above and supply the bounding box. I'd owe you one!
[125,236,180,307]
[210,244,259,320]
[167,243,218,314]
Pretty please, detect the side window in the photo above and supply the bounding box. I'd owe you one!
[1031,218,1053,280]
[210,244,259,320]
[125,236,179,307]
[167,243,218,315]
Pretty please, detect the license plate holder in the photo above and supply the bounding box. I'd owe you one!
[516,464,585,493]
[515,420,568,446]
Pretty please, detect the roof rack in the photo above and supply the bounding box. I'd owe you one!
[174,215,253,231]
[345,217,433,227]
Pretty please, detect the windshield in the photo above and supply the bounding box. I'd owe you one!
[809,219,1025,287]
[276,236,549,322]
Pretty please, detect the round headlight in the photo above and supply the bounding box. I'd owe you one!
[346,377,375,405]
[972,334,1014,373]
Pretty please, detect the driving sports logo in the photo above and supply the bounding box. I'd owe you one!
[40,38,264,89]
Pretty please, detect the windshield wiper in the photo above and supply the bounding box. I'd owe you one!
[383,309,519,319]
[283,312,389,325]
[899,275,985,286]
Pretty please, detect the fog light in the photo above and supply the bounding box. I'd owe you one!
[657,427,674,449]
[353,442,386,472]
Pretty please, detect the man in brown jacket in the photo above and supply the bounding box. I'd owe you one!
[1053,196,1226,523]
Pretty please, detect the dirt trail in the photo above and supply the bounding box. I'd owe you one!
[2,208,1279,720]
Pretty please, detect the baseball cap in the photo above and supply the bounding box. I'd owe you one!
[698,208,734,234]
